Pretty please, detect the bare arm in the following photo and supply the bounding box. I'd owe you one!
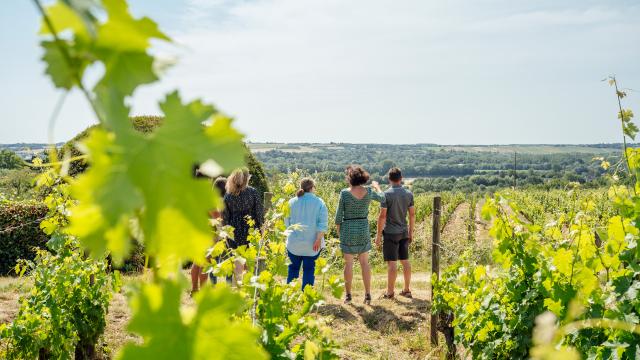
[335,192,345,238]
[313,231,325,252]
[377,208,387,239]
[376,208,387,248]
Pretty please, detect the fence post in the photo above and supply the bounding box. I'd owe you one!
[255,192,273,275]
[431,196,441,346]
[263,192,273,210]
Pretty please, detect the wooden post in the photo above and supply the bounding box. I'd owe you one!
[513,152,517,188]
[255,191,273,276]
[431,196,441,346]
[263,192,273,210]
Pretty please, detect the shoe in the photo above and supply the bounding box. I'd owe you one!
[382,292,395,299]
[364,293,372,305]
[344,293,352,304]
[399,290,412,298]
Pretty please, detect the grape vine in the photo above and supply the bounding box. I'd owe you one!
[432,81,640,359]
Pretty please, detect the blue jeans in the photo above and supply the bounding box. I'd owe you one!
[287,250,319,289]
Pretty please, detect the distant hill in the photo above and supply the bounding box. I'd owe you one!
[247,142,627,155]
[0,143,63,160]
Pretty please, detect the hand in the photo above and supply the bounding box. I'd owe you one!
[371,181,380,190]
[408,235,413,245]
[375,235,382,249]
[313,238,322,252]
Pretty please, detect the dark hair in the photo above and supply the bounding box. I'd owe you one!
[388,167,402,182]
[214,176,227,197]
[296,177,315,197]
[346,165,370,186]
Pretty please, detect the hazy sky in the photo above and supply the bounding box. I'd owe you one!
[2,0,639,144]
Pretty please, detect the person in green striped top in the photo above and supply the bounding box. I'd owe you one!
[335,165,385,305]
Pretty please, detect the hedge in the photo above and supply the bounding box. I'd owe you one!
[0,201,48,275]
[0,200,147,274]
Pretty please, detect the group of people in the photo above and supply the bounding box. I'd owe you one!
[192,165,416,305]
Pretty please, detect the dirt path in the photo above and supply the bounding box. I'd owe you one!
[475,199,491,245]
[318,271,440,360]
[442,202,469,241]
[472,199,494,264]
[438,202,471,264]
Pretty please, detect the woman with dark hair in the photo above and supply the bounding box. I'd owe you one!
[223,168,264,285]
[335,165,384,304]
[284,177,328,289]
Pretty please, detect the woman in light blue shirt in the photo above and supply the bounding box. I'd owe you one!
[284,178,328,289]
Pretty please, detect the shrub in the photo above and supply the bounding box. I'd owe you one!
[0,201,48,275]
[0,149,23,169]
[0,200,145,274]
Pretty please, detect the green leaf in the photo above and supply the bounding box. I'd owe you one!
[623,121,638,140]
[96,0,169,53]
[552,248,573,277]
[96,51,158,97]
[69,92,245,275]
[327,275,344,299]
[543,298,563,316]
[41,40,85,89]
[40,1,89,40]
[68,128,142,263]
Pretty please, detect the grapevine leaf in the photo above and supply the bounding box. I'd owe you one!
[624,122,638,140]
[41,40,86,89]
[95,51,158,97]
[96,0,169,53]
[40,1,89,40]
[70,92,245,274]
[68,128,142,263]
[128,92,244,274]
[552,248,573,276]
[119,278,267,360]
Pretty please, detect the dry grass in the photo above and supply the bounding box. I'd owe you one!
[317,271,446,359]
[473,199,493,264]
[0,277,30,324]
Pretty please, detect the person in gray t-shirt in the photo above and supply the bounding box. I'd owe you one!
[376,167,415,299]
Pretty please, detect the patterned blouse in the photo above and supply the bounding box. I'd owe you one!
[223,186,264,248]
[335,187,385,254]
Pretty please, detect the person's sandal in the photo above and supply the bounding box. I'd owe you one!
[364,293,372,305]
[382,292,395,299]
[399,290,412,298]
[344,293,352,304]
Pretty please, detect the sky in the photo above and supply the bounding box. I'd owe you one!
[1,0,640,145]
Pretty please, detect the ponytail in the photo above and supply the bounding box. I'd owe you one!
[297,177,315,197]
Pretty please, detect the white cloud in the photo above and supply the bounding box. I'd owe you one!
[129,0,640,144]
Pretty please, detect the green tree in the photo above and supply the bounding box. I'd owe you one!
[0,150,23,169]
